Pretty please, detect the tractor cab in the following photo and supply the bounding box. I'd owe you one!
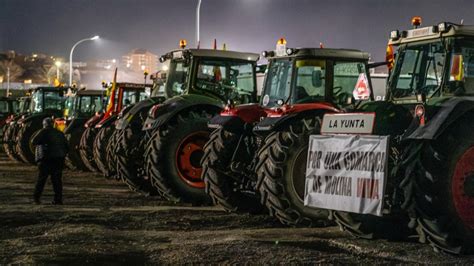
[56,90,106,132]
[95,82,151,128]
[27,87,68,117]
[161,48,258,103]
[385,20,474,131]
[249,39,373,133]
[143,46,259,130]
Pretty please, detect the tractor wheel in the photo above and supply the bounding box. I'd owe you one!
[65,128,89,171]
[3,124,20,161]
[105,129,120,179]
[402,119,474,254]
[202,128,264,213]
[256,116,329,226]
[93,126,115,177]
[329,211,410,240]
[79,127,99,172]
[145,110,213,205]
[16,121,42,164]
[116,129,157,194]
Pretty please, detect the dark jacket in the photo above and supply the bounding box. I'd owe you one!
[32,127,69,159]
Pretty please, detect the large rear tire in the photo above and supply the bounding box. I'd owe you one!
[16,121,42,164]
[93,126,115,177]
[145,110,213,205]
[202,128,264,213]
[65,128,89,171]
[256,116,329,226]
[3,123,21,161]
[79,127,99,172]
[402,118,474,254]
[329,211,410,240]
[116,129,157,194]
[105,129,120,179]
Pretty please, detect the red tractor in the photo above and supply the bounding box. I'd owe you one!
[90,82,150,176]
[202,39,375,220]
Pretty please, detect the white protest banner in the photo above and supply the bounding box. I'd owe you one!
[304,135,389,216]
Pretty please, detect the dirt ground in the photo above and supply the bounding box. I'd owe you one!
[0,155,473,264]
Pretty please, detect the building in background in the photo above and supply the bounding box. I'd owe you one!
[122,49,158,73]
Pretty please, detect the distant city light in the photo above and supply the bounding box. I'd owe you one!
[162,65,169,71]
[55,61,62,67]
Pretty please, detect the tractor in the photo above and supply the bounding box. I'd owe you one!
[141,45,259,204]
[250,42,376,225]
[58,89,106,170]
[301,19,474,254]
[15,87,68,164]
[91,82,151,177]
[112,73,168,193]
[2,96,31,161]
[0,96,19,139]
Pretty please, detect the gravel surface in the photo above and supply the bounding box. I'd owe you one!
[0,155,473,264]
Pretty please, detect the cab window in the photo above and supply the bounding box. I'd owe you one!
[334,61,371,104]
[293,59,326,103]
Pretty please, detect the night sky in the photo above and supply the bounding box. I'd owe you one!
[1,0,473,62]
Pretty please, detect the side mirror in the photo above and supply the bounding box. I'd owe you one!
[312,70,323,87]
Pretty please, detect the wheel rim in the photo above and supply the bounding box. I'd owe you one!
[175,131,208,188]
[452,146,474,230]
[290,148,308,202]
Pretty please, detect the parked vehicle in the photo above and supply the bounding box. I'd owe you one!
[141,44,260,204]
[15,87,68,164]
[305,19,474,254]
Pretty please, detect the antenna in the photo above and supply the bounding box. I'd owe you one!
[461,19,464,25]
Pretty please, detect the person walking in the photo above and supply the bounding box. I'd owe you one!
[32,117,69,205]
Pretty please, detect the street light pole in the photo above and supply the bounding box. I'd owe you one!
[69,35,99,86]
[196,0,202,48]
[6,67,10,97]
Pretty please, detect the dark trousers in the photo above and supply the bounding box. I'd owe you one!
[34,157,65,202]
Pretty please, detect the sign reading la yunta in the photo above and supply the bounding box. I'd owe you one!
[304,135,389,216]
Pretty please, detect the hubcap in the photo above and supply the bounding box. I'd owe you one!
[291,148,307,202]
[452,146,474,230]
[175,131,208,189]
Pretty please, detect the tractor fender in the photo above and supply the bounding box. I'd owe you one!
[253,103,339,134]
[95,114,118,129]
[142,94,224,131]
[405,97,474,140]
[116,97,162,130]
[208,103,267,134]
[19,111,62,125]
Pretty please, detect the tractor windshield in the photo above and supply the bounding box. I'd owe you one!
[261,59,292,107]
[18,98,30,113]
[390,41,446,99]
[29,90,65,113]
[63,96,74,118]
[69,95,103,118]
[165,60,189,97]
[0,100,10,114]
[194,59,255,104]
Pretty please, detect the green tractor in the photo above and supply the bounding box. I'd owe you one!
[201,39,375,216]
[303,20,474,254]
[112,73,168,192]
[58,89,106,171]
[141,46,259,204]
[1,96,29,160]
[15,87,68,164]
